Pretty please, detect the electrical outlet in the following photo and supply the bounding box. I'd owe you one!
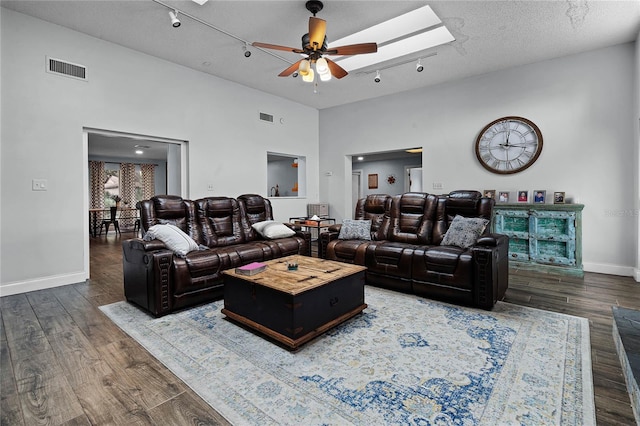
[432,182,443,190]
[207,184,215,191]
[32,179,48,191]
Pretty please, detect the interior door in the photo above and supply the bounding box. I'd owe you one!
[408,167,423,192]
[352,171,362,218]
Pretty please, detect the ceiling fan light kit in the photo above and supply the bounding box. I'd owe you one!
[252,0,378,83]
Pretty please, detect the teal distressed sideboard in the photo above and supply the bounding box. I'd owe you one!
[492,203,584,277]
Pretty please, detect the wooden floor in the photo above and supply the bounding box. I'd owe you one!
[1,234,638,425]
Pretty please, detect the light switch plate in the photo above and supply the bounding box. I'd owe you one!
[32,179,48,191]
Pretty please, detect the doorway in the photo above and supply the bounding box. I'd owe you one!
[83,128,188,279]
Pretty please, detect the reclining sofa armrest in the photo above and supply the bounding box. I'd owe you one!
[295,229,312,257]
[327,224,342,233]
[125,237,167,252]
[471,234,509,310]
[122,239,175,317]
[319,230,340,259]
[475,233,508,248]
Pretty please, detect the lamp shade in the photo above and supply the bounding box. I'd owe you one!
[302,68,315,83]
[298,60,310,76]
[316,57,329,74]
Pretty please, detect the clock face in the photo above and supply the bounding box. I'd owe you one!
[475,116,543,174]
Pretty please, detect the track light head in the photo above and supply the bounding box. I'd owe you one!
[243,44,251,58]
[169,10,181,28]
[374,70,381,83]
[416,59,424,72]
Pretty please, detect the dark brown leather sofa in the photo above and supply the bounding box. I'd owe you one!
[122,194,311,317]
[320,191,508,309]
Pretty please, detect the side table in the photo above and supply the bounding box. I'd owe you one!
[289,217,336,255]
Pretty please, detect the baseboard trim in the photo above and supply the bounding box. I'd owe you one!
[583,262,635,277]
[0,272,88,297]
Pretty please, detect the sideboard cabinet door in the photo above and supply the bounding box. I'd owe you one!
[492,204,584,277]
[494,210,530,261]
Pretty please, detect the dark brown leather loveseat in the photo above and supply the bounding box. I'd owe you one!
[320,191,508,309]
[122,194,311,317]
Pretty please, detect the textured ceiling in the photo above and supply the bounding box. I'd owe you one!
[3,0,639,111]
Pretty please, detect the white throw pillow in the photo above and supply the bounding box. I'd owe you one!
[252,220,296,239]
[441,215,489,249]
[144,224,199,257]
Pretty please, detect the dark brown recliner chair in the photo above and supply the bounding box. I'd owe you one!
[321,194,392,262]
[365,192,439,292]
[238,194,309,258]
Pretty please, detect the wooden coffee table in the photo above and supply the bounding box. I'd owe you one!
[222,255,366,350]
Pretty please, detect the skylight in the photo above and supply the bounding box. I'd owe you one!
[330,5,454,72]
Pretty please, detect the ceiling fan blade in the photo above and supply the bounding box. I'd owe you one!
[325,43,378,56]
[252,42,304,54]
[326,59,348,79]
[308,17,327,50]
[278,60,303,77]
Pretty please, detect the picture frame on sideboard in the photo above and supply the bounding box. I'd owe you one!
[533,190,546,203]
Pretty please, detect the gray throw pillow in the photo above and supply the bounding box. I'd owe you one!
[144,224,199,257]
[441,215,489,249]
[338,219,372,240]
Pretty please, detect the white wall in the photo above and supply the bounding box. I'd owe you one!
[320,43,637,276]
[0,9,319,295]
[354,157,421,198]
[635,30,640,281]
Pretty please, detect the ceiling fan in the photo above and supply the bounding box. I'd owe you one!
[251,0,377,81]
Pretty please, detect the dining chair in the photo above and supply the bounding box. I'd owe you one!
[133,202,142,236]
[99,206,121,235]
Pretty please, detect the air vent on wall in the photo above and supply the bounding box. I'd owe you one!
[46,56,87,81]
[259,112,274,124]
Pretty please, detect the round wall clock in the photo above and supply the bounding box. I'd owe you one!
[475,116,543,174]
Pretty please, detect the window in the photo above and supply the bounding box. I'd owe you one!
[103,163,145,207]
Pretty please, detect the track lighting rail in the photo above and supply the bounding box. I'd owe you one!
[150,0,295,66]
[357,52,437,75]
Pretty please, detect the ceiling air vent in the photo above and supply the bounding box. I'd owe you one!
[259,112,274,124]
[46,56,87,81]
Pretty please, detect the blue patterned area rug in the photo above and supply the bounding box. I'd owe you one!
[100,287,595,425]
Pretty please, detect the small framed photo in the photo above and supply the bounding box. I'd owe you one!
[368,174,378,189]
[533,190,546,204]
[554,192,565,204]
[498,191,509,203]
[517,190,529,203]
[483,190,496,199]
